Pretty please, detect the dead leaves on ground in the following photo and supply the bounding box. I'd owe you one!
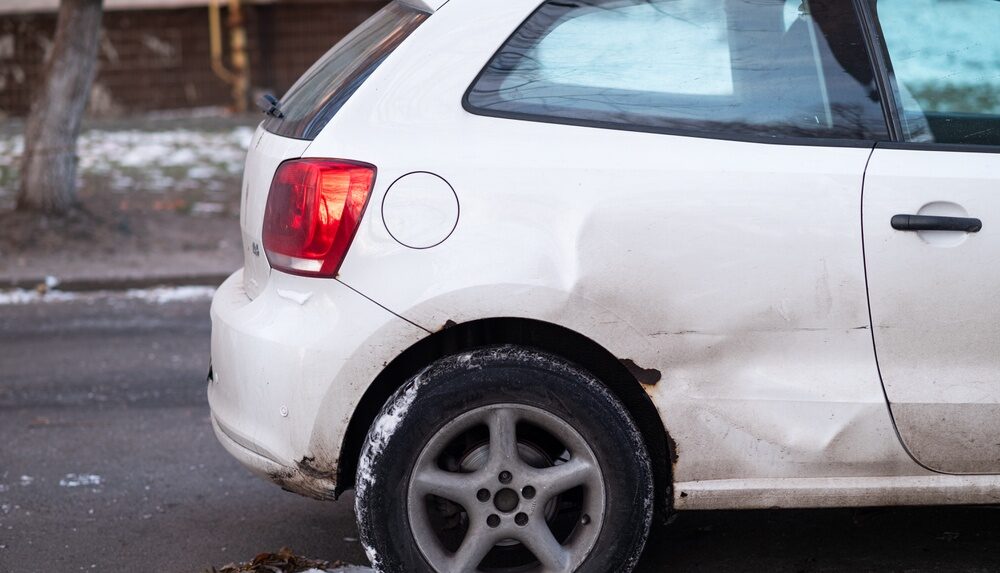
[205,547,345,573]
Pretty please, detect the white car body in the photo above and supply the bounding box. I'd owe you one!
[209,0,1000,525]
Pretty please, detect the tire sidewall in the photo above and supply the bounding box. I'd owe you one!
[356,346,653,573]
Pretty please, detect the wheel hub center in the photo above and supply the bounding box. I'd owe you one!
[493,488,519,513]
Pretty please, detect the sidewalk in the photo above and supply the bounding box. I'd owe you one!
[0,112,257,292]
[1,244,242,291]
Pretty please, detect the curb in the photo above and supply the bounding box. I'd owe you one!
[2,272,233,293]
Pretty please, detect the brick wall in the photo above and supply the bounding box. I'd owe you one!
[0,1,387,117]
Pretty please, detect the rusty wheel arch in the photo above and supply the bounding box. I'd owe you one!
[337,316,675,519]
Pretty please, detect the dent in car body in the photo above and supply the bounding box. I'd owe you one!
[315,0,926,497]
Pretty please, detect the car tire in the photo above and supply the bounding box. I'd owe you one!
[356,345,654,573]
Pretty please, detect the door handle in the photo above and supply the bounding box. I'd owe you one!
[891,214,982,233]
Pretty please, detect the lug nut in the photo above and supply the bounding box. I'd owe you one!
[515,512,529,526]
[487,514,501,528]
[498,471,512,484]
[477,488,491,502]
[522,485,536,499]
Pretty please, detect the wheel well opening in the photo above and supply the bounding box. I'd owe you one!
[338,317,674,516]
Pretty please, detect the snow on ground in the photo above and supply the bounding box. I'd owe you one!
[124,286,218,304]
[58,474,103,488]
[0,285,216,305]
[0,125,254,198]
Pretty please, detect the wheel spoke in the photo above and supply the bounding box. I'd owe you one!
[447,522,498,572]
[410,467,478,507]
[522,518,571,573]
[531,458,593,498]
[407,402,608,573]
[487,407,520,468]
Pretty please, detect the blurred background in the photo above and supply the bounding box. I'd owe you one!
[0,0,383,118]
[4,2,1000,572]
[0,2,390,571]
[0,0,385,289]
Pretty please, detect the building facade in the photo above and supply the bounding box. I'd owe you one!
[0,0,386,117]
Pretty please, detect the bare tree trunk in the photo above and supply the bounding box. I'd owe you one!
[17,0,103,214]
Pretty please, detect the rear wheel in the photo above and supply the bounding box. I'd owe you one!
[355,346,653,573]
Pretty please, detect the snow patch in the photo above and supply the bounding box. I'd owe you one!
[301,568,373,573]
[0,125,254,197]
[0,286,216,305]
[190,201,225,216]
[0,289,79,305]
[123,285,216,304]
[59,474,102,488]
[355,377,422,499]
[355,374,425,573]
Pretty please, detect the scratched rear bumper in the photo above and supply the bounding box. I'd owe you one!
[208,269,427,500]
[211,411,340,499]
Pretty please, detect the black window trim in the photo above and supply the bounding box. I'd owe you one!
[852,0,901,141]
[263,1,430,141]
[854,0,1000,154]
[462,0,887,150]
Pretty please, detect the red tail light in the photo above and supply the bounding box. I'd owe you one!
[262,159,376,278]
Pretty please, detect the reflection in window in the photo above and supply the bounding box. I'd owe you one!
[530,1,734,96]
[468,0,888,141]
[878,0,1000,146]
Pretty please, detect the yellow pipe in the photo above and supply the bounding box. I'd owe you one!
[227,0,249,113]
[208,0,237,87]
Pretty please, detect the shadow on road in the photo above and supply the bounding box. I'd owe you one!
[638,505,1000,572]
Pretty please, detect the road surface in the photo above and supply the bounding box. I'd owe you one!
[2,294,1000,572]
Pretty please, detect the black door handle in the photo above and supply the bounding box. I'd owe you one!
[891,214,982,233]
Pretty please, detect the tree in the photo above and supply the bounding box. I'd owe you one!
[18,0,104,214]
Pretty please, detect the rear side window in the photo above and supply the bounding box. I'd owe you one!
[874,0,1000,147]
[263,1,427,140]
[466,0,888,141]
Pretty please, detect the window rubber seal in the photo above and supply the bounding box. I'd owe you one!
[852,0,903,142]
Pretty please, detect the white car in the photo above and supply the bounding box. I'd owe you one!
[208,0,1000,571]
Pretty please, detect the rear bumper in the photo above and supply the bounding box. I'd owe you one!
[210,411,344,499]
[208,269,427,499]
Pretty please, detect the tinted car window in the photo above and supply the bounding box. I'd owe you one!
[262,2,427,140]
[466,0,888,141]
[875,0,1000,147]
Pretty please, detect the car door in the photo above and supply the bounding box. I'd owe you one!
[862,0,1000,473]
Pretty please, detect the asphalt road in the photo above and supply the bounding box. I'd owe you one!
[3,294,1000,572]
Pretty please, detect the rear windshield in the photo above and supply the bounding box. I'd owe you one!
[262,1,428,140]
